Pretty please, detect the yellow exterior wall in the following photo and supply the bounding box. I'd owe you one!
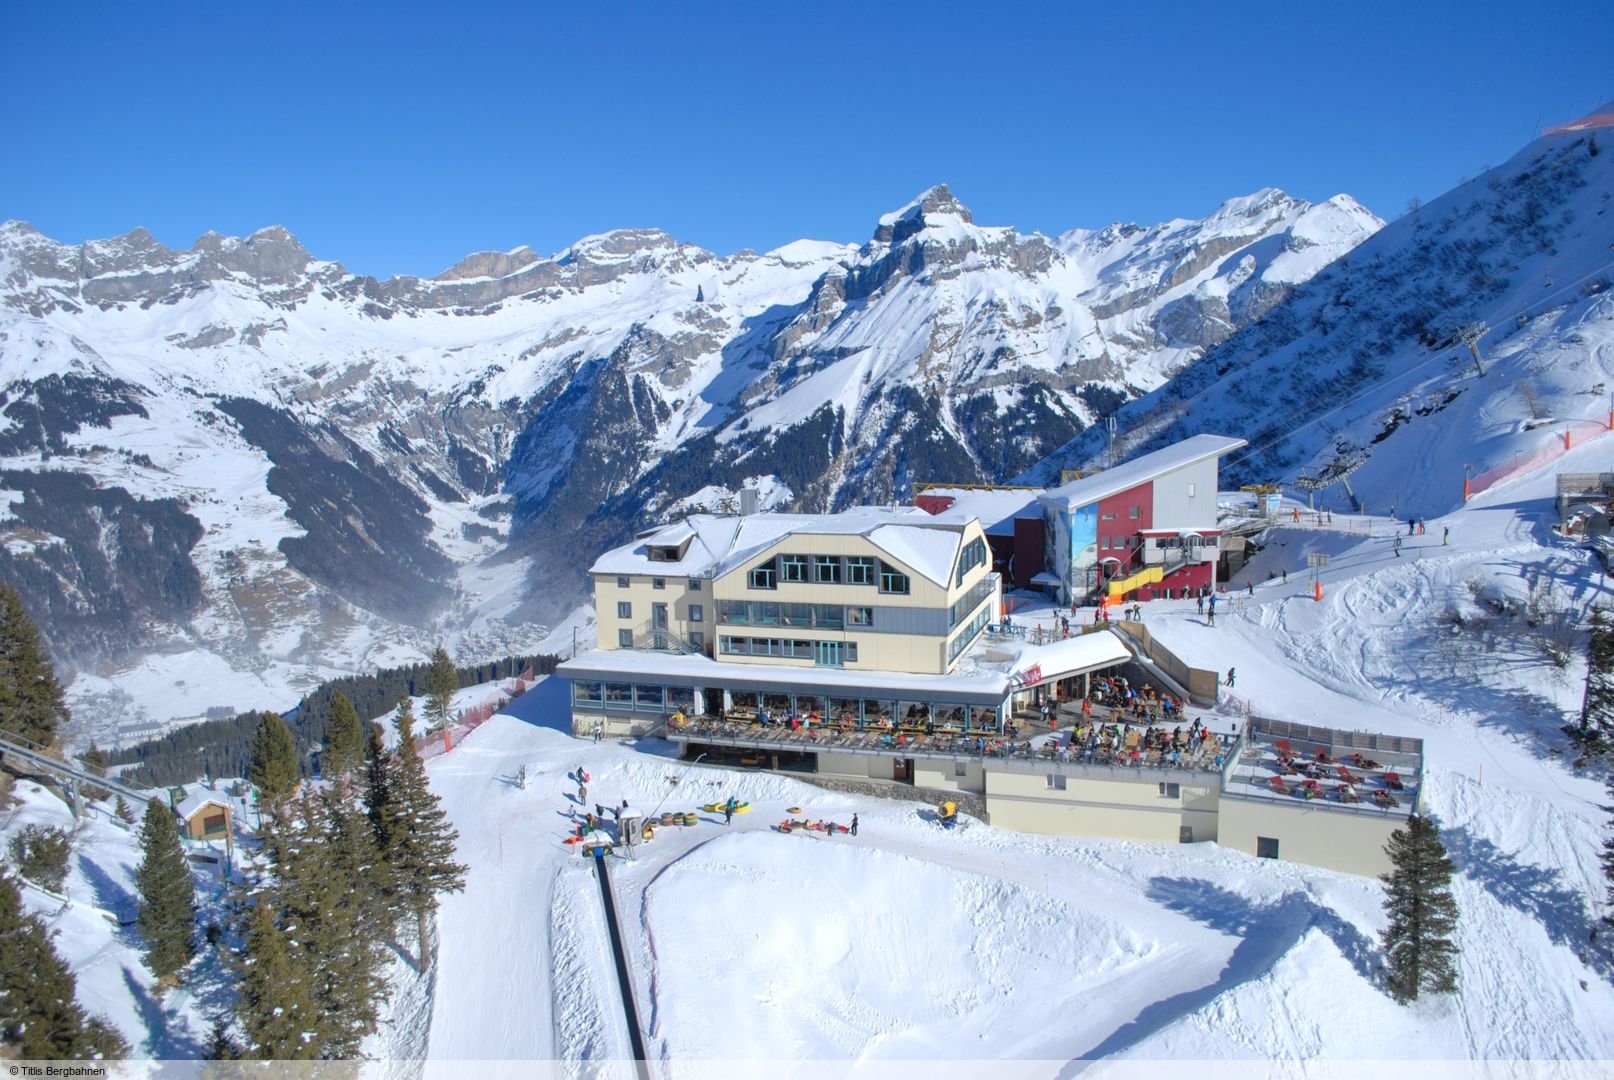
[593,573,712,653]
[1217,795,1402,877]
[817,751,903,781]
[983,770,1218,843]
[710,523,996,676]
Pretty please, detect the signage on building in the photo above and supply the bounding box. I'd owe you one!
[1265,492,1282,516]
[1009,663,1042,689]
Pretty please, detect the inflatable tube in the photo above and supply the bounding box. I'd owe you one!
[701,801,751,814]
[786,806,802,815]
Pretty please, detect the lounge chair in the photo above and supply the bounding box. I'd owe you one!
[1385,772,1405,790]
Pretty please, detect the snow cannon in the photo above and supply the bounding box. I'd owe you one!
[938,801,958,827]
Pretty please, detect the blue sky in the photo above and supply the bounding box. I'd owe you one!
[2,1,1609,278]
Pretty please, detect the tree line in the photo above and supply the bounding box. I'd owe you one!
[110,650,559,787]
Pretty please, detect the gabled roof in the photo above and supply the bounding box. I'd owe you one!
[174,790,230,819]
[1040,434,1247,511]
[589,508,976,587]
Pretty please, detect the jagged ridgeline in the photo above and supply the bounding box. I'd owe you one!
[109,654,558,787]
[0,185,1379,703]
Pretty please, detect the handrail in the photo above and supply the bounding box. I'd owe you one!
[0,734,152,803]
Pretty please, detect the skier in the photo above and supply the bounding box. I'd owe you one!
[1408,518,1415,536]
[1443,526,1450,545]
[1207,596,1217,627]
[850,813,859,836]
[593,719,603,744]
[1226,667,1236,688]
[1392,536,1402,558]
[1246,581,1254,597]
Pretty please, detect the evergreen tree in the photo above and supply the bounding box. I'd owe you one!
[247,713,299,806]
[233,892,319,1060]
[1570,607,1614,758]
[0,871,101,1058]
[425,647,458,732]
[203,1014,244,1060]
[8,824,72,893]
[371,698,465,967]
[80,741,111,801]
[1381,814,1461,1003]
[115,795,136,824]
[135,798,197,983]
[0,583,69,749]
[323,690,363,782]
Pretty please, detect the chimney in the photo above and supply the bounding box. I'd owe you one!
[739,488,760,516]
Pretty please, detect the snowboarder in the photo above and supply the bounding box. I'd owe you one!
[1443,526,1449,545]
[1226,667,1236,688]
[850,813,859,836]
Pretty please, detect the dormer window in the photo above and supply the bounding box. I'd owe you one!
[749,558,778,590]
[878,561,910,595]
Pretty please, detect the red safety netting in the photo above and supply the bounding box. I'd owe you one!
[1468,420,1612,499]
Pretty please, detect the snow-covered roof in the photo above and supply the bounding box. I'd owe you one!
[558,629,1131,703]
[174,790,230,819]
[1040,435,1248,511]
[590,508,975,586]
[918,488,1042,535]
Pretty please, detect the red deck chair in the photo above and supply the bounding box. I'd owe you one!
[1385,771,1405,790]
[1269,775,1291,796]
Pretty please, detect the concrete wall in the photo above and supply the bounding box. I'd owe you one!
[817,751,903,782]
[1152,457,1220,530]
[569,707,661,739]
[912,759,987,795]
[983,769,1217,843]
[1217,794,1402,877]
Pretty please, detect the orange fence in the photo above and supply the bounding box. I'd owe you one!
[1466,420,1612,500]
[416,667,541,760]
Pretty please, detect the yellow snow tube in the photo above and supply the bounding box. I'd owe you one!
[702,801,750,814]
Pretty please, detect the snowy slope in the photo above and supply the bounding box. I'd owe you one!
[1030,119,1614,526]
[0,185,1376,740]
[410,438,1614,1070]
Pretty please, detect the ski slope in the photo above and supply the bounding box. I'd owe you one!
[405,445,1614,1070]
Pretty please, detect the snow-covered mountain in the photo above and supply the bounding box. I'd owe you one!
[0,185,1377,735]
[1030,120,1614,520]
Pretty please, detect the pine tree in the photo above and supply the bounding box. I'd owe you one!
[135,798,197,983]
[233,892,319,1060]
[303,787,389,1055]
[323,690,363,782]
[1381,814,1461,1003]
[425,647,458,733]
[1570,608,1614,758]
[0,871,101,1058]
[115,795,136,824]
[247,713,299,807]
[0,583,70,749]
[203,1014,243,1060]
[371,698,465,968]
[80,741,111,801]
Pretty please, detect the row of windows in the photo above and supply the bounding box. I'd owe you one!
[947,603,993,663]
[719,636,859,665]
[748,555,909,594]
[617,629,706,648]
[572,681,697,712]
[727,692,999,728]
[615,575,703,591]
[716,600,873,629]
[948,576,996,628]
[616,601,704,622]
[955,537,987,587]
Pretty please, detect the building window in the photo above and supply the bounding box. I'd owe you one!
[954,760,968,778]
[617,576,629,589]
[1101,536,1110,550]
[572,681,603,704]
[1179,826,1194,844]
[1101,511,1116,521]
[688,604,704,623]
[1045,774,1067,790]
[605,682,633,706]
[955,537,987,586]
[653,577,665,590]
[688,578,702,591]
[813,555,842,584]
[1188,482,1197,497]
[1158,782,1181,799]
[617,629,632,648]
[878,562,910,595]
[1256,836,1279,860]
[1129,505,1141,519]
[617,601,632,619]
[847,556,876,585]
[750,559,777,590]
[781,554,808,583]
[688,631,705,649]
[848,606,874,627]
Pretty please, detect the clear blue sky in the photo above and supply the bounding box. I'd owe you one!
[2,1,1609,279]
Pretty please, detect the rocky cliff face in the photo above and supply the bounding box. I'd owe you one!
[0,184,1378,731]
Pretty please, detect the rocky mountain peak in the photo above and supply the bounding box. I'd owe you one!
[872,184,975,244]
[433,245,542,282]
